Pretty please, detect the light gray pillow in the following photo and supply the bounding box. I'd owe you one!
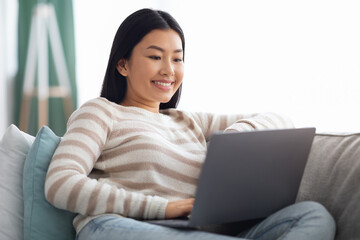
[297,132,360,240]
[0,124,35,240]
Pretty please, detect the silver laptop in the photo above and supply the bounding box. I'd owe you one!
[145,127,316,228]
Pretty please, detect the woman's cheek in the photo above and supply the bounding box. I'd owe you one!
[176,65,184,80]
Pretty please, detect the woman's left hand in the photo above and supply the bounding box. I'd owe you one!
[165,198,195,219]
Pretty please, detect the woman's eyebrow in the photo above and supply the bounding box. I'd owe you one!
[147,45,183,53]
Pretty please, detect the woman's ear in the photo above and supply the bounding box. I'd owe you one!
[116,59,128,77]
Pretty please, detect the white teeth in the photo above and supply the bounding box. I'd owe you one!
[153,81,172,87]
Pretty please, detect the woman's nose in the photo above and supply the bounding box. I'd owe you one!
[160,60,175,76]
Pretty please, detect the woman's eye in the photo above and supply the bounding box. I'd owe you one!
[149,56,161,60]
[174,58,183,62]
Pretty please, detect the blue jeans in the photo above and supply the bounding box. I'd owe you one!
[77,201,336,240]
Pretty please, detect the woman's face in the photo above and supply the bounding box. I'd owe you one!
[117,29,184,112]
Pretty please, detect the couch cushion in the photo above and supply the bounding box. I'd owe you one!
[0,125,35,240]
[297,132,360,240]
[23,126,76,240]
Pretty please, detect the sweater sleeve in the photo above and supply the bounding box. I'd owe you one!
[44,98,168,220]
[189,111,294,141]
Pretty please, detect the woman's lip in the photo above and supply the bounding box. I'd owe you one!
[151,80,174,90]
[152,80,174,83]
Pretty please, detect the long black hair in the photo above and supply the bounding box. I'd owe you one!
[100,8,185,109]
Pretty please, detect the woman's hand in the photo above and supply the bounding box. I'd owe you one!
[165,198,195,219]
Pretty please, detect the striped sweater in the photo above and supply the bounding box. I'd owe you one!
[44,97,294,233]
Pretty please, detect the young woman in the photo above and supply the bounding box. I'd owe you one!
[45,8,336,240]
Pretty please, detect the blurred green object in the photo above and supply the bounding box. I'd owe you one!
[16,0,77,137]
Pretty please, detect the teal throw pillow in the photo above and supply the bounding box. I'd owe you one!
[23,126,76,240]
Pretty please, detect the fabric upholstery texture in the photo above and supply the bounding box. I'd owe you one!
[0,124,35,240]
[23,126,76,240]
[297,132,360,240]
[1,123,359,240]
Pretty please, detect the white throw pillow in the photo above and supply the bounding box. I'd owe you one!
[0,124,35,240]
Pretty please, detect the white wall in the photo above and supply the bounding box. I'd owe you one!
[73,0,360,132]
[0,0,17,136]
[0,0,5,136]
[0,0,16,136]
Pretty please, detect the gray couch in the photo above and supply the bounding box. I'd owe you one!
[297,132,360,240]
[1,125,358,240]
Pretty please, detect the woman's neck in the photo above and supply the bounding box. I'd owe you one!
[120,99,160,113]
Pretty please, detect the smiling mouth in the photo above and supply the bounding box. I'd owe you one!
[151,81,174,87]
